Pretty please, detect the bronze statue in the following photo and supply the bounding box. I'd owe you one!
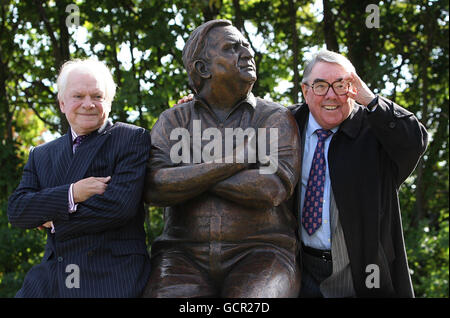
[143,19,301,298]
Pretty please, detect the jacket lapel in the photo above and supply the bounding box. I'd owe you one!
[336,104,364,139]
[64,121,113,184]
[52,132,74,185]
[291,103,310,222]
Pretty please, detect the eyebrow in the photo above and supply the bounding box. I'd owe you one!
[221,36,239,44]
[313,77,344,84]
[70,90,104,96]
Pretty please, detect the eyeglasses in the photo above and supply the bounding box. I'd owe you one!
[306,80,350,96]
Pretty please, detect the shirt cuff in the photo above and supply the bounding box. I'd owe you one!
[68,183,78,213]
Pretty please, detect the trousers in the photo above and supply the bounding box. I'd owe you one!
[143,241,300,298]
[299,250,333,297]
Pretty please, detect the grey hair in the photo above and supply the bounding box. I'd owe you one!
[57,58,117,104]
[301,50,356,84]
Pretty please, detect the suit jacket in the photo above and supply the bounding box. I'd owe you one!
[8,121,151,297]
[289,96,428,297]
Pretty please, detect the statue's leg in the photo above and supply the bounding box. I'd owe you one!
[142,251,216,298]
[221,249,300,298]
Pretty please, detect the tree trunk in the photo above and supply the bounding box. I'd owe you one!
[343,0,379,81]
[232,0,244,32]
[288,0,300,104]
[108,24,128,122]
[322,0,339,52]
[34,0,71,134]
[201,0,222,21]
[412,4,433,228]
[0,58,12,142]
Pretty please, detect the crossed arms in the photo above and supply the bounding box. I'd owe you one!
[144,108,300,209]
[7,128,151,241]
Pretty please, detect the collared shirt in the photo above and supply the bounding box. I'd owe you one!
[68,128,79,212]
[300,113,338,250]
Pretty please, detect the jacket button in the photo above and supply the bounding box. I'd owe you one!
[57,256,63,262]
[388,121,396,129]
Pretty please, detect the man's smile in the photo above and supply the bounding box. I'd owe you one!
[77,113,98,116]
[322,105,339,110]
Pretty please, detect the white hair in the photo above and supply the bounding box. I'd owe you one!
[57,58,117,103]
[302,50,356,84]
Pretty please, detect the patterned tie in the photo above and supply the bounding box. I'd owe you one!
[302,128,333,235]
[73,135,88,152]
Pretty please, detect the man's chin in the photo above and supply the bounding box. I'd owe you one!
[247,72,257,82]
[239,69,256,81]
[244,77,257,87]
[77,123,103,134]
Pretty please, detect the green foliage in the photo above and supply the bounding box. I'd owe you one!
[404,210,449,297]
[0,0,448,297]
[145,206,164,251]
[0,201,47,297]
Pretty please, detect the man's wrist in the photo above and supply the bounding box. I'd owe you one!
[366,95,379,111]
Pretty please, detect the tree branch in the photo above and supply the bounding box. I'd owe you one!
[34,0,61,63]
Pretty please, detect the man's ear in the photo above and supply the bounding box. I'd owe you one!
[301,83,309,102]
[194,59,211,79]
[59,99,65,113]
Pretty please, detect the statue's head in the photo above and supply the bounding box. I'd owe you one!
[182,19,256,95]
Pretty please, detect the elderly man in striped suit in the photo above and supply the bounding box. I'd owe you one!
[8,58,151,297]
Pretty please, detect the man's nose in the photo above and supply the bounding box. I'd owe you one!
[240,45,254,59]
[325,85,338,98]
[82,97,95,108]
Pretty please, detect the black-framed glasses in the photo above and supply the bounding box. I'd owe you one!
[306,80,350,96]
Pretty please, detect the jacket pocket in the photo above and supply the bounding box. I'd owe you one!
[108,240,149,256]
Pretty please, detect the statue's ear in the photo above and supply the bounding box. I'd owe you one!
[194,59,211,79]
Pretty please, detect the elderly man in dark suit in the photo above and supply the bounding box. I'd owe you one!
[8,58,151,297]
[290,50,428,297]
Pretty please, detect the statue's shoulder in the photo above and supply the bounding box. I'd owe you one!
[255,97,290,115]
[159,100,194,118]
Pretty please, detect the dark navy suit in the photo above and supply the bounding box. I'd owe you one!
[8,121,151,297]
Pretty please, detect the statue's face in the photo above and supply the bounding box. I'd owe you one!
[205,25,257,88]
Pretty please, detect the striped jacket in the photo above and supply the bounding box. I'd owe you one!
[8,121,151,297]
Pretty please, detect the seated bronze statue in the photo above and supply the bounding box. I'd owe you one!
[142,19,301,298]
